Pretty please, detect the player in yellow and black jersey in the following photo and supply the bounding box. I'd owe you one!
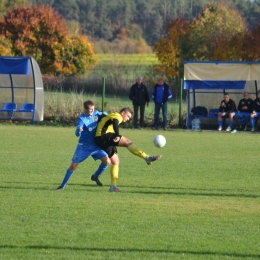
[95,107,162,192]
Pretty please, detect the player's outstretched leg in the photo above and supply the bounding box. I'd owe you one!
[126,144,162,165]
[56,169,74,190]
[145,155,162,165]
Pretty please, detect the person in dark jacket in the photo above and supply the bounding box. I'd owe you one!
[151,77,172,130]
[218,93,237,132]
[129,76,150,128]
[250,90,260,132]
[233,92,253,131]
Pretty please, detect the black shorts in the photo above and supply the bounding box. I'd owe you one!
[95,133,122,158]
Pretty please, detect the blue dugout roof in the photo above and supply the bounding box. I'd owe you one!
[0,57,29,74]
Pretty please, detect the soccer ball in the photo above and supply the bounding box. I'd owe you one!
[153,135,166,148]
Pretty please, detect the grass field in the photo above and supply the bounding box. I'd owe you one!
[94,54,160,67]
[1,125,260,260]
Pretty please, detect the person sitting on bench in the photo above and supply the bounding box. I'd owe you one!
[218,93,237,132]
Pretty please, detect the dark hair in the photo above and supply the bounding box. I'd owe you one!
[83,100,94,109]
[224,93,229,96]
[120,107,133,115]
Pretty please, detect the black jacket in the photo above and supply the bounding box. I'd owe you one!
[237,98,253,113]
[129,83,150,106]
[219,99,237,113]
[252,98,260,112]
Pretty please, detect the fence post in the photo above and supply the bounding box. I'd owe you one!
[179,78,183,127]
[102,77,106,112]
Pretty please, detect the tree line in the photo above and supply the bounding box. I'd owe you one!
[1,0,260,96]
[28,0,260,46]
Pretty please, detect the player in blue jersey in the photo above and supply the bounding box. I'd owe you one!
[57,100,111,190]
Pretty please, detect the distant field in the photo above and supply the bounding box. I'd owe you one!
[84,53,165,98]
[94,53,160,67]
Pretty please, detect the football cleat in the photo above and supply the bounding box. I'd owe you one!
[91,175,103,186]
[218,126,222,131]
[145,155,162,165]
[56,186,64,191]
[109,185,121,192]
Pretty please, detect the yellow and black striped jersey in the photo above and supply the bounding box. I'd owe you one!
[95,112,123,137]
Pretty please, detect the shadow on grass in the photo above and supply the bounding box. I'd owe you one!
[0,182,259,198]
[0,245,259,258]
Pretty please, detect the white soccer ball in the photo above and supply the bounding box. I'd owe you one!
[153,135,166,148]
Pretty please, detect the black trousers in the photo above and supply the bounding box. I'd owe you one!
[133,104,145,128]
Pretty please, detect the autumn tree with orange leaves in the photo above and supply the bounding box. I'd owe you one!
[0,4,96,75]
[153,3,257,79]
[153,17,190,78]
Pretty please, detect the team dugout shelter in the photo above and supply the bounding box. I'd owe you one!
[184,61,260,129]
[0,56,44,123]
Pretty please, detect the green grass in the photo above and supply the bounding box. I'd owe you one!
[0,125,260,259]
[89,54,161,87]
[95,54,160,67]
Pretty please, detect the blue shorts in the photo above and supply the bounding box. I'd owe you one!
[71,144,107,163]
[235,112,250,119]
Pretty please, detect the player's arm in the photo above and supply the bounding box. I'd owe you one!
[75,118,83,137]
[238,101,242,111]
[219,101,225,112]
[112,119,120,136]
[97,111,108,122]
[230,100,236,112]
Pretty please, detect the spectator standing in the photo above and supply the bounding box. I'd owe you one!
[129,76,150,128]
[152,77,172,130]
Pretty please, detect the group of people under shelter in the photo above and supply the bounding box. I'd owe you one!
[217,90,260,132]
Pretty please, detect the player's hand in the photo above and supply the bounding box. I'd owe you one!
[75,127,83,137]
[113,136,120,143]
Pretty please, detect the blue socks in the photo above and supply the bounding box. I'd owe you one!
[60,163,108,189]
[218,120,222,127]
[60,169,74,189]
[92,162,108,178]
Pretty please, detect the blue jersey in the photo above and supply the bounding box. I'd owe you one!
[76,110,103,150]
